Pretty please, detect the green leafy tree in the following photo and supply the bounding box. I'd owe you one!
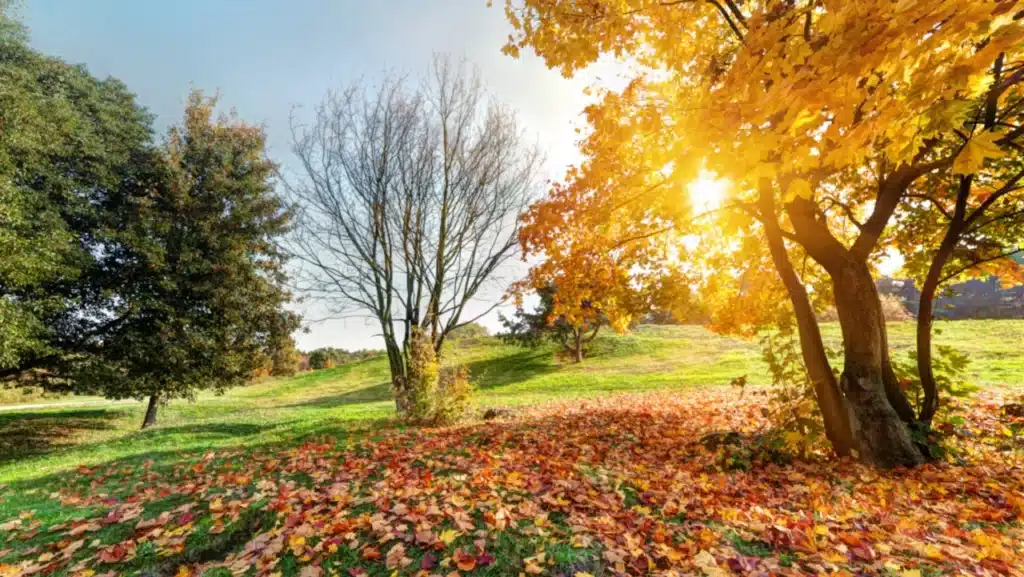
[0,39,154,381]
[0,0,26,43]
[78,91,299,428]
[500,284,606,363]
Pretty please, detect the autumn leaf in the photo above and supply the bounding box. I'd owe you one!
[954,131,1005,175]
[453,548,477,571]
[438,529,459,546]
[97,544,128,564]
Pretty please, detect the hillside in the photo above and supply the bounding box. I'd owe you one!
[1,320,1022,483]
[1,321,1023,577]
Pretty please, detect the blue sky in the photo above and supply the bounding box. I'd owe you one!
[22,0,623,351]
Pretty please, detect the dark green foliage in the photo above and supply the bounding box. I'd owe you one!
[73,91,299,416]
[0,39,155,380]
[499,284,605,362]
[306,347,381,370]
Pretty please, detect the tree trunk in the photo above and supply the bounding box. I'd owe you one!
[142,394,160,429]
[385,340,409,415]
[759,183,857,457]
[917,231,959,425]
[831,262,925,468]
[571,329,584,363]
[917,176,972,425]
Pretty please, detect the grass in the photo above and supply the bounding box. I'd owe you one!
[0,321,1022,576]
[1,320,1022,483]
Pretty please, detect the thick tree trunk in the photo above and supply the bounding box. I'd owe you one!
[832,263,925,468]
[142,394,160,429]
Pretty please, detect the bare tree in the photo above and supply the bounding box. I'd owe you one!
[288,56,541,412]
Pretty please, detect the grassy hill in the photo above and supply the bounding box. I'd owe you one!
[0,321,1022,577]
[1,320,1022,483]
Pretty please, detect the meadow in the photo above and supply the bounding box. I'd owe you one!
[1,321,1022,577]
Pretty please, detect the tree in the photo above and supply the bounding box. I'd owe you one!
[288,56,542,414]
[78,91,299,428]
[893,87,1024,422]
[499,0,1023,467]
[0,0,26,43]
[270,336,301,377]
[0,39,154,382]
[500,284,606,362]
[447,322,490,341]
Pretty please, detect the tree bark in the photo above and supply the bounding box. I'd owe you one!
[917,217,965,425]
[831,262,925,468]
[758,183,857,457]
[142,394,160,429]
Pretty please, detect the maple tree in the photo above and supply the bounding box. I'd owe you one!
[501,284,610,363]
[498,0,1024,468]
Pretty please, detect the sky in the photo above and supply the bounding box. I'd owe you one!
[21,0,625,351]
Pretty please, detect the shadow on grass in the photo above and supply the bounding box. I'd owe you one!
[467,348,558,390]
[1,417,389,497]
[136,422,272,441]
[0,409,126,465]
[286,381,392,408]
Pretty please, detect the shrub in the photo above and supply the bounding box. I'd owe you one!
[892,344,976,417]
[435,365,474,425]
[448,322,489,340]
[401,329,473,426]
[880,293,912,321]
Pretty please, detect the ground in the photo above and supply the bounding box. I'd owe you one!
[0,321,1023,577]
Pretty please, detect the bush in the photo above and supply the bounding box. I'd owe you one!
[401,329,473,426]
[880,293,912,321]
[892,344,976,416]
[448,322,489,340]
[435,365,473,425]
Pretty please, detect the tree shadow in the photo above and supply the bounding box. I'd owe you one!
[287,381,393,408]
[0,409,126,465]
[136,422,272,441]
[466,348,559,390]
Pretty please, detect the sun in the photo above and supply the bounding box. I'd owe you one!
[688,171,728,215]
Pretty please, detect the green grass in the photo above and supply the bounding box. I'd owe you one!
[1,320,1022,484]
[0,320,1022,576]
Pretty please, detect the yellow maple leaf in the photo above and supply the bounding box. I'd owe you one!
[786,178,813,201]
[902,570,922,577]
[953,131,1004,175]
[438,529,459,546]
[574,573,595,577]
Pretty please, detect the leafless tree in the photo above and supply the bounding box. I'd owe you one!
[287,56,542,411]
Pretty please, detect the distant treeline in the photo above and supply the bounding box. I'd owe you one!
[878,277,1024,320]
[301,348,383,370]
